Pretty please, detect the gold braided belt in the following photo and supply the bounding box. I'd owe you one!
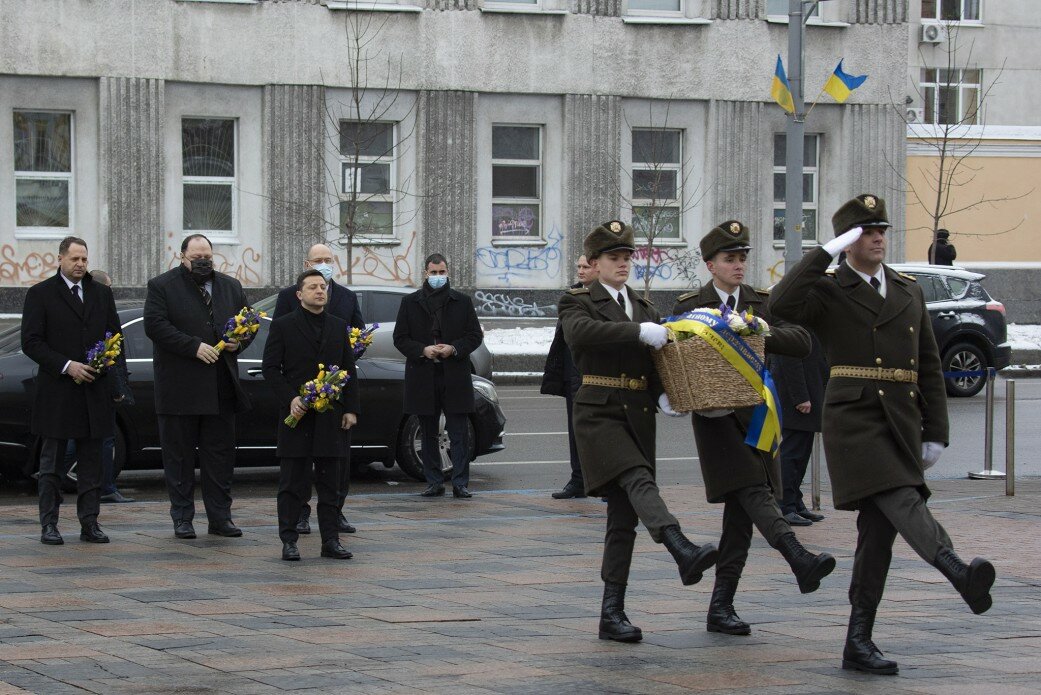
[582,374,649,391]
[830,366,918,384]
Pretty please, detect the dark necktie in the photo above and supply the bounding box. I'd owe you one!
[617,291,626,315]
[71,285,81,303]
[197,283,213,320]
[869,276,881,293]
[725,295,736,310]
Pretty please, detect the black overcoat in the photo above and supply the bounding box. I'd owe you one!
[540,320,581,398]
[768,332,828,433]
[392,286,483,415]
[262,308,360,458]
[671,283,811,503]
[143,266,254,415]
[21,271,122,439]
[273,279,365,329]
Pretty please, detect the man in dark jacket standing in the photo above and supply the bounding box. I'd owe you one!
[273,243,364,536]
[22,237,122,545]
[671,221,833,638]
[770,194,995,675]
[393,254,483,498]
[541,254,598,499]
[263,269,360,561]
[927,229,957,266]
[144,234,255,540]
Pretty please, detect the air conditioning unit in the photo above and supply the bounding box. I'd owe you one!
[906,107,925,123]
[920,23,945,43]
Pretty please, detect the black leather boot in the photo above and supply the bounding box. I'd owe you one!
[934,547,995,615]
[842,605,898,675]
[774,532,836,594]
[598,582,642,642]
[706,577,751,635]
[661,525,718,586]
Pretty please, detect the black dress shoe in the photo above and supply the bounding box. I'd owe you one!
[321,539,353,559]
[282,541,300,561]
[783,511,813,527]
[797,508,825,522]
[79,523,110,543]
[296,518,311,535]
[174,521,197,539]
[100,491,135,503]
[420,484,445,497]
[551,482,587,499]
[207,520,243,537]
[337,513,356,534]
[40,524,63,545]
[452,486,473,499]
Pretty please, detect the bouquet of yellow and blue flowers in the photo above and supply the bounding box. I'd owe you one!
[284,363,351,428]
[216,306,266,352]
[76,332,123,385]
[662,303,771,341]
[348,323,379,359]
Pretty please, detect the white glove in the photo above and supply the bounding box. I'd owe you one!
[922,441,944,470]
[822,226,864,256]
[658,393,685,417]
[639,322,669,349]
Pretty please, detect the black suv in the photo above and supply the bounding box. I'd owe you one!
[890,264,1011,397]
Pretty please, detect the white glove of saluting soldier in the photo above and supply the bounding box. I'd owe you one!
[658,393,685,417]
[822,226,864,256]
[922,441,944,470]
[639,322,669,349]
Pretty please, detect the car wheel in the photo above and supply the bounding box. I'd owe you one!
[396,414,476,483]
[942,342,987,397]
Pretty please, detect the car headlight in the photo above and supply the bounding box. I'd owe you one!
[472,376,499,404]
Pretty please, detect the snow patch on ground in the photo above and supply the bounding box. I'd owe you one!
[1008,324,1041,350]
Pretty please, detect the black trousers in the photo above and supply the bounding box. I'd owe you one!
[38,436,101,527]
[563,389,584,489]
[601,466,680,586]
[849,486,954,609]
[157,400,236,524]
[278,457,341,543]
[418,370,470,488]
[299,431,352,523]
[779,429,815,515]
[715,484,792,583]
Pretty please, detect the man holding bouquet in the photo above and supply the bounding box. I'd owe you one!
[263,269,359,561]
[21,237,122,545]
[559,221,718,643]
[672,221,833,637]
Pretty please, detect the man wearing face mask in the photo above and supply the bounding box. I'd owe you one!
[273,243,365,536]
[144,234,256,540]
[393,254,484,498]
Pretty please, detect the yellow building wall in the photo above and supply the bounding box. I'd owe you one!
[904,148,1041,263]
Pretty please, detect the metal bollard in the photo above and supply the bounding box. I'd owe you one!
[969,368,1005,480]
[1006,380,1015,496]
[811,432,821,511]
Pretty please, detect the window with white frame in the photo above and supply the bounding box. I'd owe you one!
[631,128,682,242]
[920,69,981,125]
[628,0,683,16]
[339,121,395,238]
[13,111,73,234]
[772,133,819,243]
[491,125,542,241]
[182,118,236,236]
[766,0,819,18]
[921,0,981,22]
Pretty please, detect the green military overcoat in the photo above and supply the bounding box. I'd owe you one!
[559,280,663,496]
[671,284,811,503]
[768,248,949,510]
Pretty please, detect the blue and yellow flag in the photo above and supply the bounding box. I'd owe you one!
[771,55,795,114]
[823,60,867,103]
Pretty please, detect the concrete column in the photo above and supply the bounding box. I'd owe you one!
[99,77,164,286]
[844,103,907,259]
[711,0,761,20]
[711,99,765,278]
[263,84,326,288]
[575,0,621,16]
[563,94,621,275]
[417,90,478,288]
[852,0,908,23]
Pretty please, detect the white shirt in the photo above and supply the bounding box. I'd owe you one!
[712,284,740,309]
[849,265,887,299]
[602,284,634,321]
[58,272,83,375]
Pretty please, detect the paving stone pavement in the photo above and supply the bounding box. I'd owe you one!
[0,478,1038,694]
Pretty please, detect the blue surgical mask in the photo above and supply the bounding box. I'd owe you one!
[427,275,447,290]
[312,263,334,281]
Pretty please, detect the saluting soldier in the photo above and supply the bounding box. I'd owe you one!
[559,220,718,644]
[672,221,835,637]
[769,194,996,675]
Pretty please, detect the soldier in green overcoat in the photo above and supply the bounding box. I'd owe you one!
[770,194,996,675]
[559,220,719,644]
[671,221,835,637]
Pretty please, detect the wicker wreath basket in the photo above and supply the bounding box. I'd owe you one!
[652,334,766,413]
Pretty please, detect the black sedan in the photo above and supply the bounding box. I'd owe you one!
[0,304,506,482]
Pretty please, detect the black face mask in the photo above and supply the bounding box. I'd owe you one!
[189,258,214,284]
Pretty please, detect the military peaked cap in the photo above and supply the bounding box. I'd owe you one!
[700,220,752,261]
[584,220,636,259]
[831,194,891,235]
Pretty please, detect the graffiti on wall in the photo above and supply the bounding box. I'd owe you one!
[473,291,557,318]
[767,259,785,285]
[0,246,59,285]
[334,231,415,286]
[630,245,703,288]
[475,225,563,286]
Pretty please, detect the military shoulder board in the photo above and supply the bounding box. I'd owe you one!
[567,287,590,295]
[676,290,698,302]
[755,288,770,297]
[898,272,917,282]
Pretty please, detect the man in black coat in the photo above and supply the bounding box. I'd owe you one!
[541,254,598,499]
[263,269,360,561]
[273,243,364,536]
[144,234,255,540]
[393,253,483,498]
[927,229,957,266]
[21,237,122,545]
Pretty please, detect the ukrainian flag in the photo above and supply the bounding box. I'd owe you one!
[771,55,795,114]
[823,60,867,103]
